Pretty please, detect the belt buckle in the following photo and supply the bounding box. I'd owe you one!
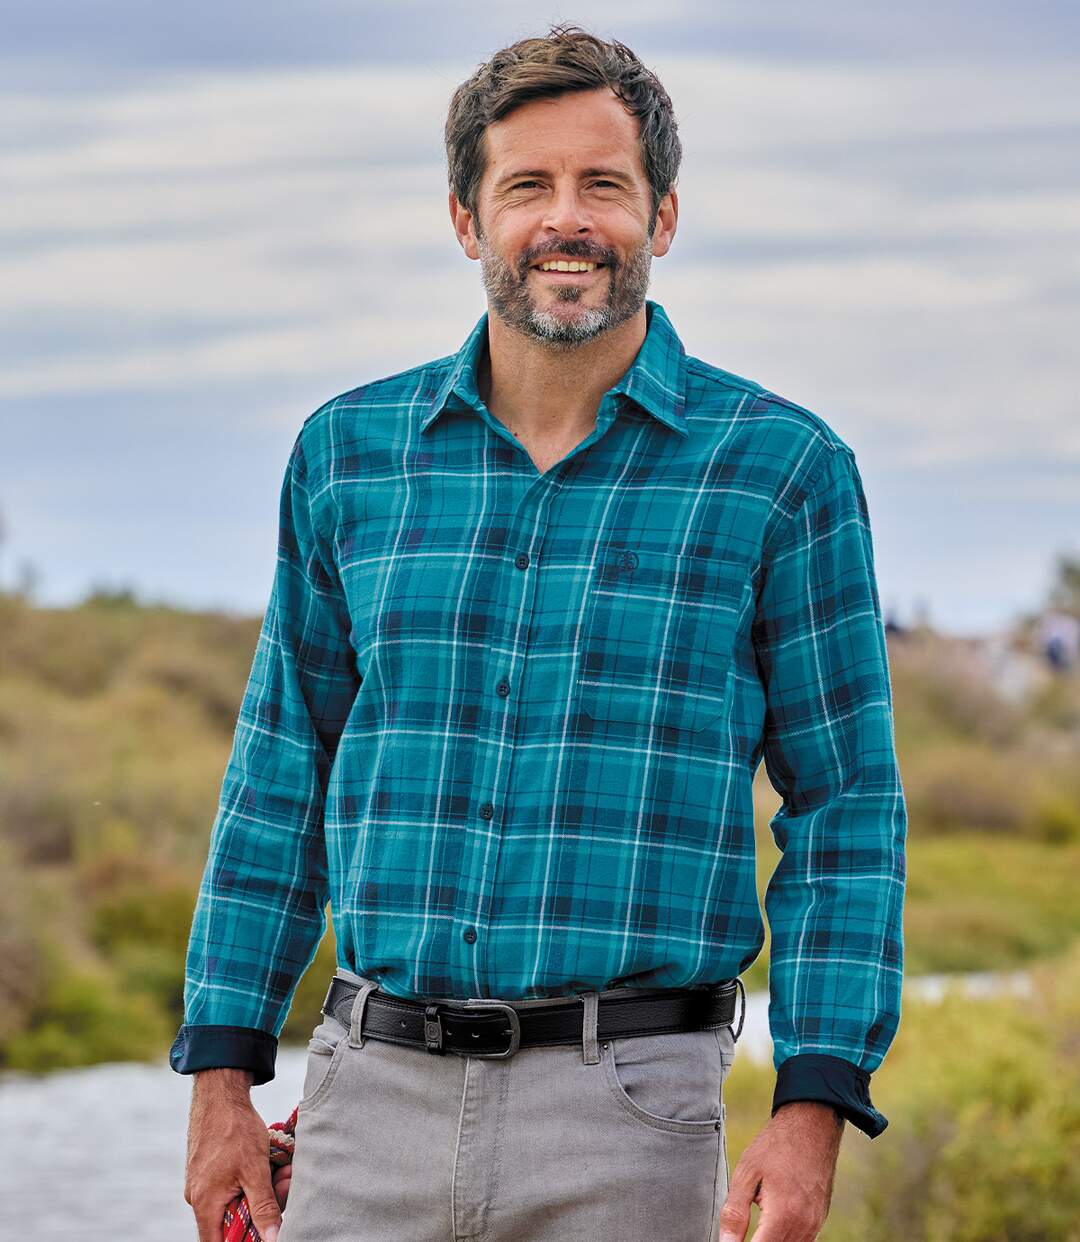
[441,999,522,1059]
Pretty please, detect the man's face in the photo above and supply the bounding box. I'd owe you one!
[456,87,676,348]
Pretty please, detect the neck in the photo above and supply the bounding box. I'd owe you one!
[479,305,648,440]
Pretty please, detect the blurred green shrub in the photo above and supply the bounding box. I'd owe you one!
[1,944,171,1071]
[0,841,48,1046]
[724,940,1080,1240]
[820,940,1080,1240]
[87,866,197,1023]
[887,633,1027,750]
[1035,791,1080,844]
[89,874,196,955]
[903,834,1080,972]
[1028,666,1080,731]
[904,740,1039,834]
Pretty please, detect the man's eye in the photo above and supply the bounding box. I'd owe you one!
[510,180,618,190]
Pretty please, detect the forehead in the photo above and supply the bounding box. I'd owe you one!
[482,87,643,180]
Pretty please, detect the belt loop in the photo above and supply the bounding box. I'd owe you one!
[580,991,600,1065]
[730,977,746,1043]
[347,980,380,1049]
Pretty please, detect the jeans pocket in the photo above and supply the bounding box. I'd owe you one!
[298,1013,349,1112]
[600,1027,725,1137]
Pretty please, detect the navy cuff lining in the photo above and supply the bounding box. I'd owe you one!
[169,1023,278,1086]
[772,1053,889,1138]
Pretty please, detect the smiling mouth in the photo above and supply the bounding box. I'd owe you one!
[530,264,607,279]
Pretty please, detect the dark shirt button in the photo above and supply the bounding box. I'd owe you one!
[617,550,639,572]
[479,802,494,819]
[515,553,530,570]
[463,927,477,944]
[496,680,511,697]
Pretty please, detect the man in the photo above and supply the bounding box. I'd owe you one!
[173,24,906,1242]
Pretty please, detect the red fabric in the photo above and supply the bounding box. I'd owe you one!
[221,1103,300,1242]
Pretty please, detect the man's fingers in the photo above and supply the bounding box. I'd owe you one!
[743,1200,820,1242]
[272,1164,292,1209]
[243,1168,284,1242]
[729,1172,821,1242]
[716,1161,759,1242]
[193,1197,233,1242]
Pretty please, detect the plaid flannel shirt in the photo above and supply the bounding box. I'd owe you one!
[171,299,906,1137]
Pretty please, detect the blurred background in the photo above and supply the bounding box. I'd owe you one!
[2,2,1079,1238]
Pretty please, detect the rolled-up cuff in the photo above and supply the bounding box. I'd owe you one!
[772,1053,888,1138]
[169,1023,278,1086]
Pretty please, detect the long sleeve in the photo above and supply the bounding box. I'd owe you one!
[170,425,359,1085]
[751,443,907,1138]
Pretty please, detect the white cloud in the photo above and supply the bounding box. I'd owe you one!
[3,51,1078,538]
[1,17,1077,632]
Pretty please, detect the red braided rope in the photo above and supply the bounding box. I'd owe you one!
[221,1103,300,1242]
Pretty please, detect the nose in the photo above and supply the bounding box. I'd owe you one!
[540,182,594,241]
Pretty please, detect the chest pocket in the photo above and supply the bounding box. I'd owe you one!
[578,546,750,734]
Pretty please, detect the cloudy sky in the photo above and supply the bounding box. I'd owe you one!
[2,1,1077,635]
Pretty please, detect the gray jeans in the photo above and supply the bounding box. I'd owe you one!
[276,967,737,1242]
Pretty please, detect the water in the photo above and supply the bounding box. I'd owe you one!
[0,1047,308,1238]
[0,970,1034,1239]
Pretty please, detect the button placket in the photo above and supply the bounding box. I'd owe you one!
[461,478,560,980]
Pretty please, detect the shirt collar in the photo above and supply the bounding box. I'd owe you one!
[420,298,689,438]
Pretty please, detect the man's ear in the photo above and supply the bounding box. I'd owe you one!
[449,191,480,261]
[650,187,678,260]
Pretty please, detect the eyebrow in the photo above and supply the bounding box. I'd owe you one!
[494,167,633,189]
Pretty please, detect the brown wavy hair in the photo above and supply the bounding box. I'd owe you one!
[444,23,682,232]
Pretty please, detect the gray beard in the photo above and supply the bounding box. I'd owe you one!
[475,227,655,350]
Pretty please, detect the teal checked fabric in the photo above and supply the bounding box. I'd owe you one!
[170,299,907,1138]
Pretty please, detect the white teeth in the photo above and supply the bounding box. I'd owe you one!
[538,260,597,272]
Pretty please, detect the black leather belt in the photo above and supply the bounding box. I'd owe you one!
[322,976,745,1060]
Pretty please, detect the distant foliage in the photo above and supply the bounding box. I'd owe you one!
[1,596,1080,1088]
[1046,553,1080,615]
[1,948,172,1071]
[903,834,1080,972]
[887,630,1080,843]
[724,940,1080,1240]
[823,940,1080,1240]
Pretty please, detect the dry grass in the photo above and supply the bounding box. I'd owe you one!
[2,594,1080,1072]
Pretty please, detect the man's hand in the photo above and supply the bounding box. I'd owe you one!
[717,1101,844,1241]
[184,1067,283,1242]
[272,1160,292,1210]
